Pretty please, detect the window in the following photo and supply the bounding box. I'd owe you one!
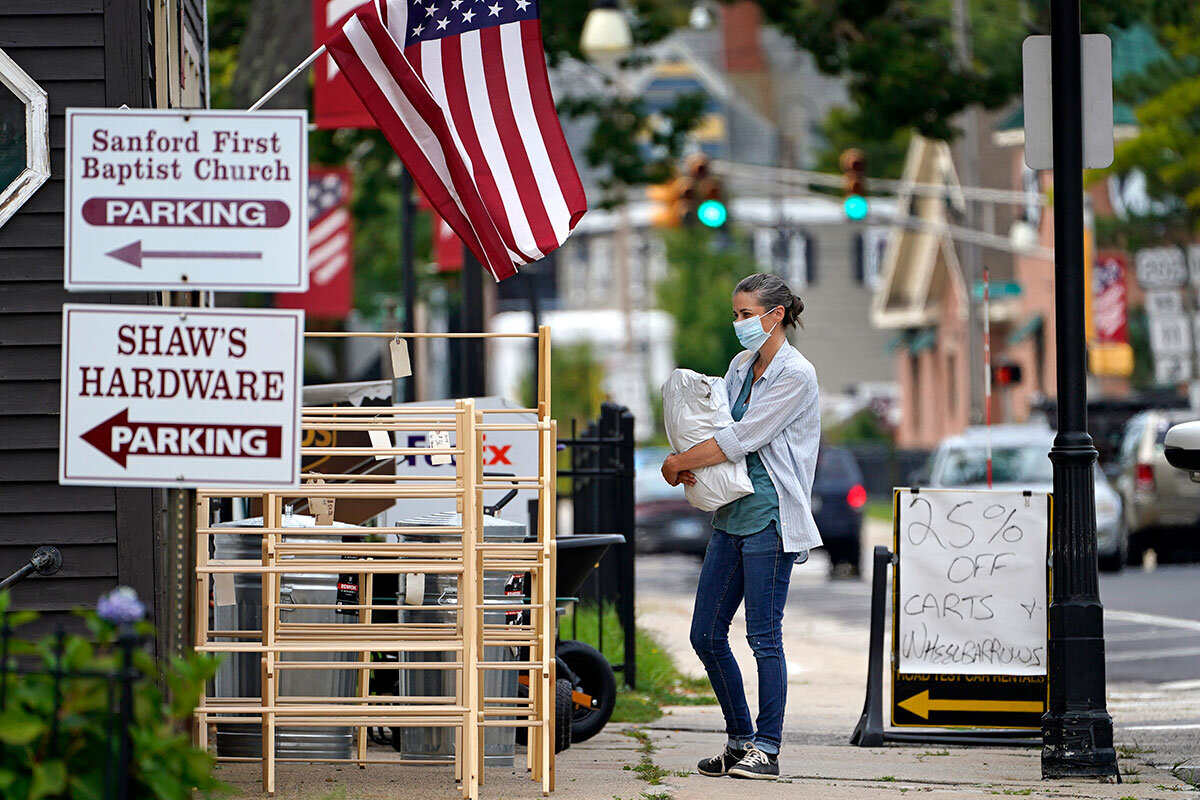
[0,48,49,229]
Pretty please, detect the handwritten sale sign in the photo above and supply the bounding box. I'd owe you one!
[59,305,303,488]
[64,109,308,292]
[895,489,1049,677]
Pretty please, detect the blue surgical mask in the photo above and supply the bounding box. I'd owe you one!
[733,307,781,351]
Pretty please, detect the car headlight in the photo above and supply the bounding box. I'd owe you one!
[1095,497,1118,518]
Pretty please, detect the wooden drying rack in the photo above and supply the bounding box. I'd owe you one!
[193,328,557,799]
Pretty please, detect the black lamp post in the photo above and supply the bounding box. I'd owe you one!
[1040,0,1118,780]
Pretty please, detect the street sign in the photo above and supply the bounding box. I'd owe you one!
[59,305,303,488]
[892,488,1049,729]
[1149,314,1191,355]
[64,109,308,292]
[1021,34,1113,170]
[1145,290,1183,317]
[1135,246,1188,290]
[1155,353,1192,386]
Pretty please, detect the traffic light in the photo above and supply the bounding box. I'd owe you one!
[686,153,727,229]
[647,175,694,229]
[992,361,1023,387]
[840,148,868,221]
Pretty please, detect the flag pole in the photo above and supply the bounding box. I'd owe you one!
[248,46,326,111]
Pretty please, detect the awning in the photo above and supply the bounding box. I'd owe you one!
[910,328,937,353]
[887,327,938,355]
[1008,314,1044,346]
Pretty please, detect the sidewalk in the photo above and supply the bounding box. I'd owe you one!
[214,721,1196,799]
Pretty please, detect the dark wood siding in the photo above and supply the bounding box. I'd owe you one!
[0,1,159,630]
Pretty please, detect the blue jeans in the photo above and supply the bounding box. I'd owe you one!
[689,523,797,755]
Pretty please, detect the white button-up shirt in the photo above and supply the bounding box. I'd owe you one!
[713,341,823,554]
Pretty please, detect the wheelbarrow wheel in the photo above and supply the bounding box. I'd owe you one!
[556,640,616,743]
[555,678,573,753]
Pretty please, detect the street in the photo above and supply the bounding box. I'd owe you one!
[636,518,1200,781]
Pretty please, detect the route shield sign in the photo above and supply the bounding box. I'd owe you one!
[64,109,308,292]
[59,305,303,488]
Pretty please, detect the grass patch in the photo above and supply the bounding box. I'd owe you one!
[1117,743,1155,757]
[620,728,673,788]
[865,499,894,522]
[876,776,896,782]
[917,750,950,757]
[565,603,717,723]
[1002,790,1032,796]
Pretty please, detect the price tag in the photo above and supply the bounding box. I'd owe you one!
[429,429,452,466]
[368,427,392,461]
[390,337,412,378]
[307,478,335,525]
[213,573,236,606]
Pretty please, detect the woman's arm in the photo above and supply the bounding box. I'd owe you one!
[712,368,813,463]
[661,438,727,486]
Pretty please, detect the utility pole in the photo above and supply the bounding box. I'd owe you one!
[460,248,487,398]
[952,0,985,424]
[1040,0,1118,780]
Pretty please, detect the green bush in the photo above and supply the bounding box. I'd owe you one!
[0,591,228,800]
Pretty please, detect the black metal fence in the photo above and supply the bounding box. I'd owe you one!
[558,403,637,689]
[844,444,932,498]
[0,614,140,800]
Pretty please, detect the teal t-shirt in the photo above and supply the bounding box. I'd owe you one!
[712,361,781,536]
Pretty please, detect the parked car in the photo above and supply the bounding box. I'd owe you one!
[635,445,866,572]
[634,446,711,556]
[1112,409,1200,563]
[812,446,867,575]
[921,425,1126,571]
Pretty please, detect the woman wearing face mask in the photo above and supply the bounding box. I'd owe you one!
[661,272,820,780]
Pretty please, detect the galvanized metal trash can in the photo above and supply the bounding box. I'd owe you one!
[211,512,359,760]
[392,511,527,766]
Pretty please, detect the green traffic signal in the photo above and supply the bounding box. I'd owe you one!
[697,199,727,228]
[844,194,869,221]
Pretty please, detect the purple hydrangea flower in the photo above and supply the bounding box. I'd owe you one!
[97,586,145,624]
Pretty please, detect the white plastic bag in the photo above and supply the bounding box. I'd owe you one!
[661,368,754,512]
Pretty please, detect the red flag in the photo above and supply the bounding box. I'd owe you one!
[323,0,587,281]
[276,167,355,318]
[313,0,378,129]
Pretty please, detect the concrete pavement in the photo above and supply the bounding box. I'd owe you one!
[214,720,1196,799]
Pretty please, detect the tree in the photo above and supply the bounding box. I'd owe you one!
[520,343,607,432]
[1109,9,1200,234]
[766,0,1190,157]
[655,230,747,378]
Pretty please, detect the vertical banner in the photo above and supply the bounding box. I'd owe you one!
[416,191,463,272]
[313,0,376,130]
[1093,252,1128,345]
[276,167,354,318]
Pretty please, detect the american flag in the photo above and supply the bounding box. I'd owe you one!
[308,169,353,286]
[276,167,355,318]
[325,0,587,281]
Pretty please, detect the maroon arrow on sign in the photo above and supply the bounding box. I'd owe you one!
[81,408,283,468]
[106,240,263,269]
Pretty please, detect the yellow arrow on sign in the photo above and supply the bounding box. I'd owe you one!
[899,690,1045,720]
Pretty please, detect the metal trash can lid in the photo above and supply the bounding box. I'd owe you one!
[212,514,361,529]
[393,511,526,539]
